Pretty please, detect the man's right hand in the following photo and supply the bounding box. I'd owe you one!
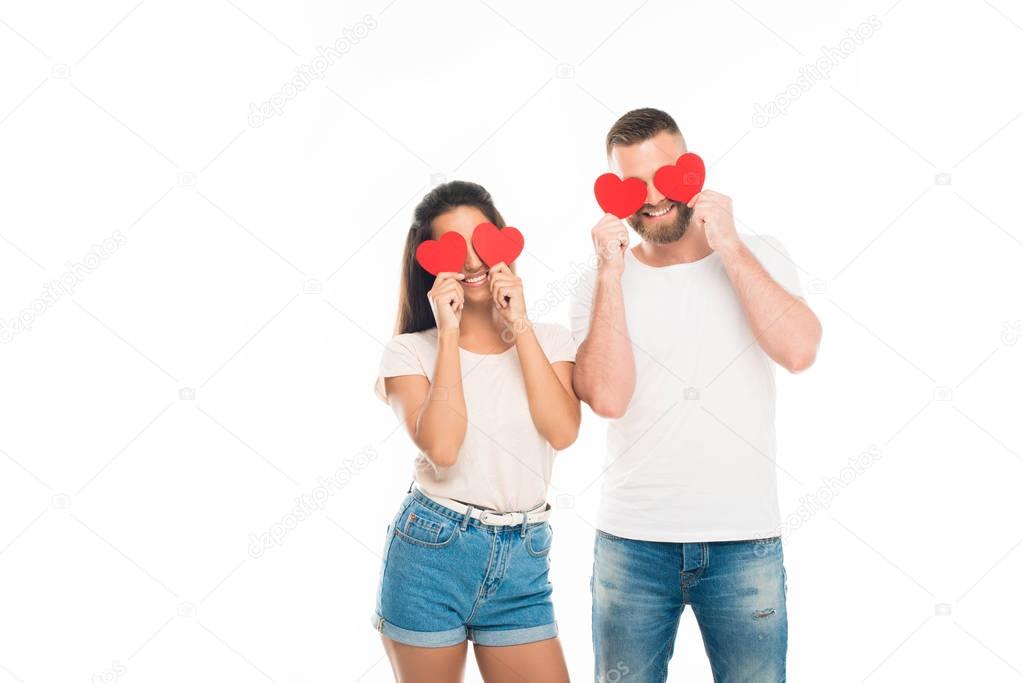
[427,272,465,332]
[591,213,628,277]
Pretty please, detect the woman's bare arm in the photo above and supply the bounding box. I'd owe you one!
[514,326,580,450]
[384,329,467,468]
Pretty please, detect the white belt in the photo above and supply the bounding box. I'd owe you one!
[418,489,551,526]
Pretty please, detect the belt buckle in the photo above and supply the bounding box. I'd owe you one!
[478,511,491,524]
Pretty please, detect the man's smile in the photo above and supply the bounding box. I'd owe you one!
[641,204,675,218]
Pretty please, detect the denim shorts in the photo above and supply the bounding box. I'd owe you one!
[372,489,557,648]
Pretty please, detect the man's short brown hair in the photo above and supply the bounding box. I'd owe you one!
[605,107,681,156]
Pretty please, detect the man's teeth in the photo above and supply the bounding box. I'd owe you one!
[464,272,487,283]
[644,205,672,217]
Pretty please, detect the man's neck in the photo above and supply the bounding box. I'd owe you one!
[633,229,713,267]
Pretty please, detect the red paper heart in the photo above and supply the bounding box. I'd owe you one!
[653,153,705,203]
[415,231,467,276]
[594,173,647,219]
[472,222,524,267]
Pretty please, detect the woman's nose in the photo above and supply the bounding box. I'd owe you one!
[464,245,484,272]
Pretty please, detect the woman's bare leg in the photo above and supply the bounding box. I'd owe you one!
[381,636,468,683]
[474,637,570,683]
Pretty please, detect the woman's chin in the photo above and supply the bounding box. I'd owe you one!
[463,289,491,305]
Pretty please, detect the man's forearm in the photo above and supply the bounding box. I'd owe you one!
[574,272,636,417]
[718,240,821,372]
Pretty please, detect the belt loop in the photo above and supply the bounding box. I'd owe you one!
[460,505,474,531]
[520,511,528,537]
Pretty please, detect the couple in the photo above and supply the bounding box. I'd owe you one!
[372,108,822,683]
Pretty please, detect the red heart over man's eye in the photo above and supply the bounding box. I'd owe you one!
[594,174,647,219]
[653,152,705,203]
[471,222,524,267]
[415,231,467,275]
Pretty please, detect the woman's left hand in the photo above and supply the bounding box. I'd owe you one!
[488,262,527,327]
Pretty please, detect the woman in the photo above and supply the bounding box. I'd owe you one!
[373,181,580,682]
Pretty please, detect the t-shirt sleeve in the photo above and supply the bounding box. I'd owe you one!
[748,235,805,298]
[538,323,579,364]
[375,335,426,401]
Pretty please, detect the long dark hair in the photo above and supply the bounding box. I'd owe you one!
[395,180,506,335]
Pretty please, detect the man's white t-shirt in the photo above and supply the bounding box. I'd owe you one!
[570,234,804,542]
[376,322,578,513]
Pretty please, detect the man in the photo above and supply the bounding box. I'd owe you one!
[572,108,822,682]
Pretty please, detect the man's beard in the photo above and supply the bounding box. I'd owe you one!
[626,201,694,244]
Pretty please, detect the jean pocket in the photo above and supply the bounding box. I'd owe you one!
[394,506,459,548]
[525,523,553,558]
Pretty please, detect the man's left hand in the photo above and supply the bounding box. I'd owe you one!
[688,190,740,254]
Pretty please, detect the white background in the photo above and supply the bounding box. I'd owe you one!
[1,0,1022,681]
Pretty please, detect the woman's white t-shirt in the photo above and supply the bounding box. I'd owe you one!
[376,322,578,513]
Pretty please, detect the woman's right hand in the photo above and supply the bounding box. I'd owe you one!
[427,272,465,332]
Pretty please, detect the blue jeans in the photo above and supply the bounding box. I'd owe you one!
[373,490,558,647]
[592,531,787,682]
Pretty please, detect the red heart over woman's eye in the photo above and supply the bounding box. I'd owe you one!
[415,231,467,275]
[653,152,705,203]
[472,222,524,267]
[594,173,647,219]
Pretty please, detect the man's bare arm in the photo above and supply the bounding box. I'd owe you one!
[692,190,822,372]
[719,240,821,371]
[573,213,637,417]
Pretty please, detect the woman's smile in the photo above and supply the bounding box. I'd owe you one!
[462,269,489,287]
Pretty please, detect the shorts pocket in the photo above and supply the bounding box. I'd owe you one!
[393,506,460,548]
[525,523,553,558]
